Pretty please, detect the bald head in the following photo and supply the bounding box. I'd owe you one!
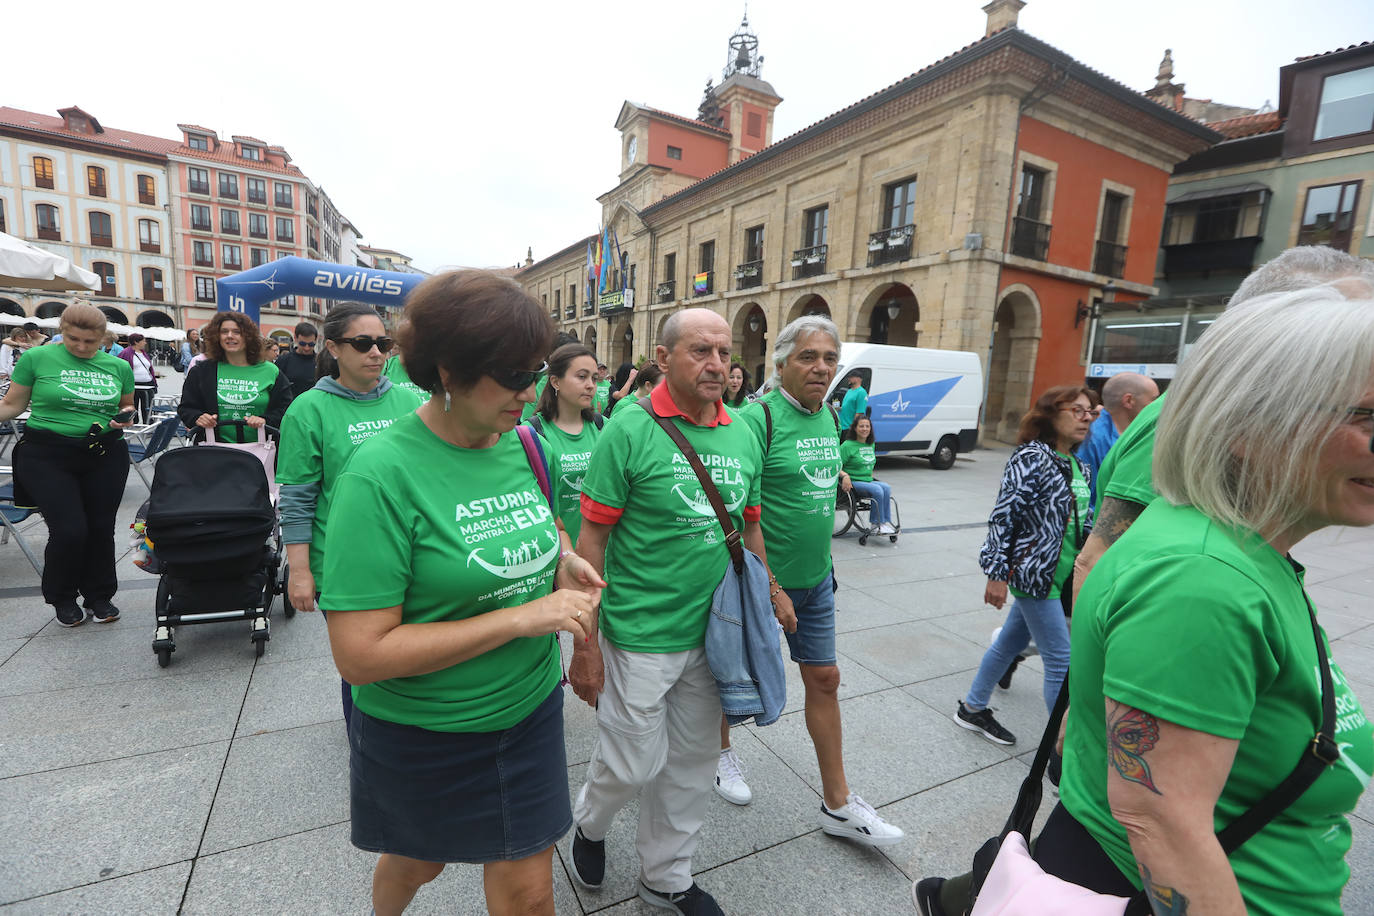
[657,308,732,416]
[660,308,729,352]
[1102,371,1159,430]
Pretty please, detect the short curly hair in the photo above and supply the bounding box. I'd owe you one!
[396,270,551,394]
[203,311,264,364]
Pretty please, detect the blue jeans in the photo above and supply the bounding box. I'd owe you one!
[964,594,1069,714]
[850,479,892,525]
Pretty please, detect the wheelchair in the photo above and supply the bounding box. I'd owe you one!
[832,483,900,546]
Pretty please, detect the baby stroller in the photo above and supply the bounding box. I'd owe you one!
[832,484,902,546]
[144,421,289,667]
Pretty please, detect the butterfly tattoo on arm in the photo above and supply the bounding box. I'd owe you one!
[1108,702,1163,795]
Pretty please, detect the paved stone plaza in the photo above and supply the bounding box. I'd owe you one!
[2,432,1372,914]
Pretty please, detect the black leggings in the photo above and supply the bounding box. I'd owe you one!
[1033,803,1139,895]
[14,430,130,606]
[133,386,154,423]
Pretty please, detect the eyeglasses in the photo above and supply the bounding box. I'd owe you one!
[1059,406,1092,419]
[489,361,547,391]
[332,335,394,354]
[1348,406,1374,453]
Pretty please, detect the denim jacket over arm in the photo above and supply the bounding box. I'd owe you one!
[705,546,786,727]
[978,440,1093,599]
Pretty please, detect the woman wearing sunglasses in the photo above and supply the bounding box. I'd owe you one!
[953,385,1094,748]
[319,271,604,916]
[277,303,424,723]
[178,312,292,443]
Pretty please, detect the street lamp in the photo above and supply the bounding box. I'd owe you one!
[748,311,761,333]
[885,299,902,320]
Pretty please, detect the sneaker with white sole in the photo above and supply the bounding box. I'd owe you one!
[714,746,752,806]
[819,793,904,846]
[954,700,1016,745]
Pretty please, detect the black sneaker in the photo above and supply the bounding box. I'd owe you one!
[912,877,949,916]
[638,882,723,915]
[569,827,604,889]
[954,701,1016,745]
[54,601,87,628]
[88,600,121,623]
[998,655,1024,690]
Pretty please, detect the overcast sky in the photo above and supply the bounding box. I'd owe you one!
[11,1,1372,272]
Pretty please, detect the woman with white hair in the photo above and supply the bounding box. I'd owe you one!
[1042,285,1374,914]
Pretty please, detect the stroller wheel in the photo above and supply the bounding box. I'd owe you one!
[156,646,172,668]
[253,637,266,658]
[280,562,295,619]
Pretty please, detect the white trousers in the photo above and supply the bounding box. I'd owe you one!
[573,638,722,893]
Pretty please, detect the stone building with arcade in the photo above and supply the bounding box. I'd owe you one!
[517,1,1219,440]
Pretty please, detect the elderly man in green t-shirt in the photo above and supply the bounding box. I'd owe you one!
[722,315,904,845]
[566,308,775,915]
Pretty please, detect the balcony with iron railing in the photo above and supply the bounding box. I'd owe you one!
[790,245,827,280]
[866,225,915,267]
[565,304,576,320]
[734,260,763,290]
[1161,236,1262,278]
[1010,217,1050,261]
[692,271,714,297]
[1092,239,1127,278]
[656,280,676,303]
[583,301,595,316]
[188,178,210,195]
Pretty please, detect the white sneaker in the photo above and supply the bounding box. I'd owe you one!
[714,747,752,806]
[820,793,904,846]
[990,625,1038,657]
[879,522,896,535]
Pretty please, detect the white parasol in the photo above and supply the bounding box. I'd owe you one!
[0,231,100,292]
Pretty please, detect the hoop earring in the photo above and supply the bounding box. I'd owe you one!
[444,390,451,413]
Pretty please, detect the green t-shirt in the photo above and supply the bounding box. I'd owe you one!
[594,379,612,415]
[581,402,761,652]
[839,440,876,482]
[1095,391,1165,507]
[214,361,280,443]
[277,384,424,584]
[838,386,868,430]
[741,392,839,590]
[526,414,600,544]
[382,354,429,403]
[320,412,564,732]
[519,375,548,422]
[1012,453,1090,600]
[1061,500,1373,916]
[11,345,134,438]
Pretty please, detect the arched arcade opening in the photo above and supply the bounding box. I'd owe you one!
[732,303,768,387]
[860,283,920,346]
[985,287,1042,442]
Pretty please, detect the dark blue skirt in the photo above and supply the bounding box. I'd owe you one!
[348,686,571,863]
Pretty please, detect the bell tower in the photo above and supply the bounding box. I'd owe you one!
[709,13,782,165]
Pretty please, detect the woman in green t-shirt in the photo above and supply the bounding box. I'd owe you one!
[1029,287,1374,914]
[525,342,601,544]
[177,312,292,444]
[278,303,423,726]
[320,270,605,916]
[0,304,135,627]
[840,415,893,533]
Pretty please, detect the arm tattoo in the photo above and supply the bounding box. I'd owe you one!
[1107,702,1163,795]
[1140,864,1189,916]
[1094,496,1146,547]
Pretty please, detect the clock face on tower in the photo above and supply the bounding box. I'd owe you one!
[627,136,637,163]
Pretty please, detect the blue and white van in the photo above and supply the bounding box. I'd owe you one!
[826,343,983,469]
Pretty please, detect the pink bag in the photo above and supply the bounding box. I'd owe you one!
[203,425,277,497]
[969,831,1129,915]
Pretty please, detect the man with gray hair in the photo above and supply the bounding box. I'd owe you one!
[1076,371,1159,508]
[715,314,904,847]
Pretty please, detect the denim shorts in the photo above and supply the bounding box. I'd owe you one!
[349,686,571,863]
[782,570,837,667]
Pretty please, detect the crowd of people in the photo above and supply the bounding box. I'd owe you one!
[0,244,1370,915]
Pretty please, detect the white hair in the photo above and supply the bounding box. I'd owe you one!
[768,315,841,388]
[1231,246,1374,305]
[1155,284,1374,540]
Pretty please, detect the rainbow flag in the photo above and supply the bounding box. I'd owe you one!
[693,271,710,294]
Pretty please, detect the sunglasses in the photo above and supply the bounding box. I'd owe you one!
[332,335,394,354]
[489,361,548,391]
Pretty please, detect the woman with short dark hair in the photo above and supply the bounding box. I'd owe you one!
[526,342,601,544]
[320,270,605,915]
[116,333,157,422]
[0,303,135,626]
[953,385,1093,747]
[178,312,291,443]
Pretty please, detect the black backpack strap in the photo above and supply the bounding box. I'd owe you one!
[527,414,544,436]
[828,404,841,435]
[594,413,605,430]
[759,400,773,455]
